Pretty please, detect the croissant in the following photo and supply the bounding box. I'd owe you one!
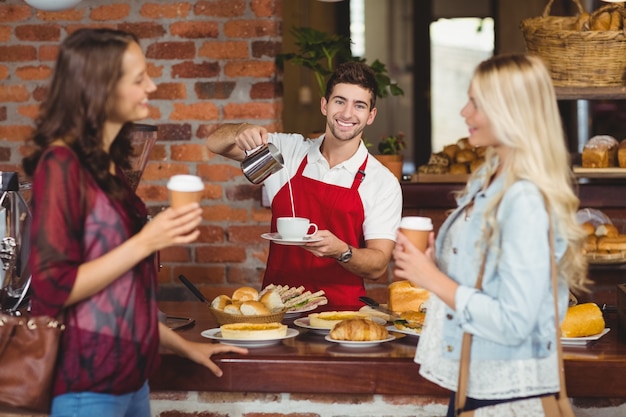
[329,318,389,341]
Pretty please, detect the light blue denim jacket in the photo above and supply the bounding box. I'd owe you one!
[436,172,570,361]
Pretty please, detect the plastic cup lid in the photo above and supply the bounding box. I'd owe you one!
[167,175,204,192]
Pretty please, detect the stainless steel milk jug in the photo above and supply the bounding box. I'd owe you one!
[241,143,284,184]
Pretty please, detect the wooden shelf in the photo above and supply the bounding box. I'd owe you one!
[555,86,626,100]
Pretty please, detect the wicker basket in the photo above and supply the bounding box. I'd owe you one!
[209,307,286,325]
[521,0,626,87]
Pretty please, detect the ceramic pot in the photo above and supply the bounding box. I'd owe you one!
[375,154,403,181]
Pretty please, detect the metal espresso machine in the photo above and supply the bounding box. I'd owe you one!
[0,172,32,314]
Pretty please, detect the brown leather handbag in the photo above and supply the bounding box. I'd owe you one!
[0,314,64,414]
[455,216,576,417]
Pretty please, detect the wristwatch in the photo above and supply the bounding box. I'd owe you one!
[337,245,353,263]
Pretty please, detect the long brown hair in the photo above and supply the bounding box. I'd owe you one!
[23,28,138,200]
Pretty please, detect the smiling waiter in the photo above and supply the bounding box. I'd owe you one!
[206,62,402,309]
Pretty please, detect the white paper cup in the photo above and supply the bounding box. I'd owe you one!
[277,217,318,240]
[399,216,433,252]
[167,175,204,208]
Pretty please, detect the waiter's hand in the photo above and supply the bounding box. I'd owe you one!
[234,123,269,151]
[302,230,344,259]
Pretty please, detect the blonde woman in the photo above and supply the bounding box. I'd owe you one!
[393,54,589,416]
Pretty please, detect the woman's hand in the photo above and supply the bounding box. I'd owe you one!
[138,202,202,253]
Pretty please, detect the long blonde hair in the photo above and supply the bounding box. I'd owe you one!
[460,54,589,292]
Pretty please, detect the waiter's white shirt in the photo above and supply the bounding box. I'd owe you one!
[264,133,402,242]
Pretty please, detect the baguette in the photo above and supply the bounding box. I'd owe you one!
[220,322,287,340]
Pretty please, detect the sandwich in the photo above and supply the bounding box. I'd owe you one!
[392,310,426,335]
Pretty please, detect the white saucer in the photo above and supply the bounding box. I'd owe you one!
[561,328,610,347]
[324,334,396,348]
[386,325,421,337]
[261,232,323,246]
[200,328,299,348]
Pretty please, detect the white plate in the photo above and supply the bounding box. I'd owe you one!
[293,316,386,335]
[324,334,396,348]
[200,328,299,348]
[386,325,421,337]
[284,303,320,319]
[261,232,323,246]
[561,328,610,347]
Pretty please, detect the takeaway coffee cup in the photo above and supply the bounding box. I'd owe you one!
[277,217,318,240]
[399,216,433,252]
[167,175,204,208]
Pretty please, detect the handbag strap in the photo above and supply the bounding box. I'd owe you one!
[455,211,568,415]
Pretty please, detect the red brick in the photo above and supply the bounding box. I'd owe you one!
[228,225,269,244]
[251,0,281,17]
[0,45,36,62]
[38,44,59,61]
[197,163,242,182]
[18,104,39,119]
[156,265,172,284]
[251,207,272,223]
[15,24,60,41]
[170,143,208,162]
[0,65,8,80]
[0,85,30,102]
[156,123,193,142]
[194,82,235,100]
[171,61,220,79]
[0,106,6,121]
[223,102,277,120]
[252,40,280,58]
[64,23,117,35]
[170,21,219,39]
[150,83,187,100]
[147,62,163,78]
[198,41,248,59]
[36,9,84,22]
[0,147,11,161]
[202,205,248,222]
[196,245,246,263]
[250,81,281,99]
[226,266,265,285]
[194,0,246,17]
[0,26,9,42]
[140,3,192,19]
[196,123,220,140]
[172,265,226,284]
[224,60,275,78]
[118,22,166,39]
[224,19,279,38]
[15,65,53,80]
[146,41,195,60]
[170,102,219,121]
[0,125,33,142]
[197,225,225,244]
[147,106,161,120]
[90,4,131,21]
[135,183,168,202]
[159,246,192,263]
[0,5,32,22]
[225,184,262,202]
[32,86,47,101]
[141,162,190,181]
[147,144,167,161]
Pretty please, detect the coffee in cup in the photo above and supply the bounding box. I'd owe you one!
[399,216,433,252]
[277,217,318,240]
[167,175,204,208]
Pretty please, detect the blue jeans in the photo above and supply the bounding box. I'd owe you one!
[50,381,150,417]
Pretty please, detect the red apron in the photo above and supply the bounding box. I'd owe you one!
[263,154,368,309]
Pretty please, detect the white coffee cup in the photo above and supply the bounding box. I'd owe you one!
[277,217,318,240]
[167,175,204,208]
[399,216,433,252]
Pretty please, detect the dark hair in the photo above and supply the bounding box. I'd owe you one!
[23,28,139,200]
[324,61,378,109]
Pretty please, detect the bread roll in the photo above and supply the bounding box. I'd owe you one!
[240,300,270,316]
[442,144,459,160]
[591,11,611,31]
[575,12,590,31]
[455,149,477,164]
[232,286,259,302]
[220,322,287,340]
[581,221,596,236]
[448,163,468,175]
[595,223,619,238]
[308,311,369,329]
[388,280,429,313]
[561,303,605,338]
[610,10,622,31]
[260,290,285,312]
[329,318,389,341]
[582,135,618,168]
[223,303,242,315]
[469,158,485,173]
[618,139,626,168]
[584,234,598,253]
[427,152,450,167]
[597,236,626,252]
[456,137,471,150]
[211,294,232,310]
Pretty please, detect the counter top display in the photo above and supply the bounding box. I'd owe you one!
[152,302,626,398]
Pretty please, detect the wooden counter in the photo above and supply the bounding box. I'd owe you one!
[152,301,626,398]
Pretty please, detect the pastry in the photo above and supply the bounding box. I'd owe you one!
[232,286,259,302]
[582,135,618,168]
[308,311,369,329]
[561,303,605,338]
[448,163,468,175]
[329,318,389,341]
[239,300,271,316]
[618,139,626,168]
[595,223,619,238]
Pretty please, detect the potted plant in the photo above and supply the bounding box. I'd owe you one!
[375,132,405,180]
